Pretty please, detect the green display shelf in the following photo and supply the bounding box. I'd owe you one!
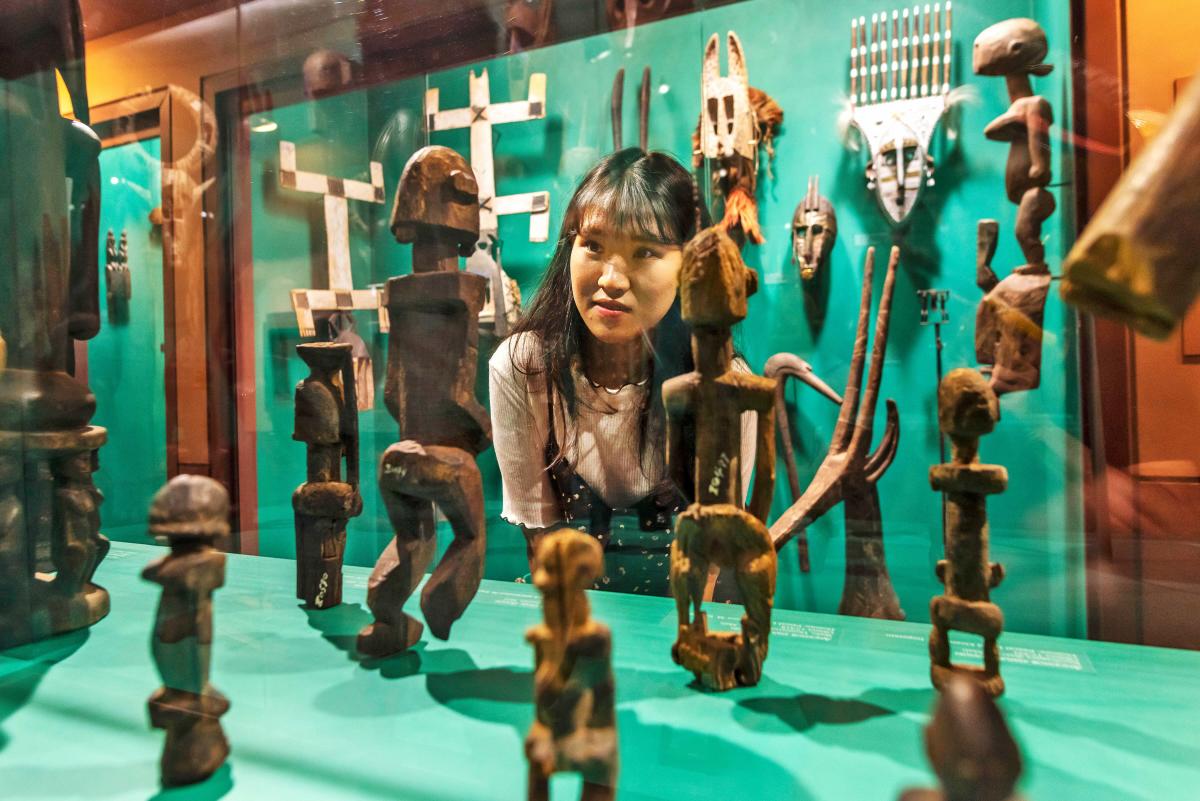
[2,541,1196,800]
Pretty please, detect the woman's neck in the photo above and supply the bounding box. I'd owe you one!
[582,331,649,389]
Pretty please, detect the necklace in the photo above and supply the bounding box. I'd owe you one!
[587,375,649,394]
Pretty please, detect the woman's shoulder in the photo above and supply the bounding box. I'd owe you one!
[489,331,547,391]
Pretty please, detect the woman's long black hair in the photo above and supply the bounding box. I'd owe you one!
[506,148,708,480]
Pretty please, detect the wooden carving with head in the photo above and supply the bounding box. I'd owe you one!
[525,530,617,801]
[358,145,492,658]
[928,368,1008,697]
[973,18,1056,396]
[665,225,778,691]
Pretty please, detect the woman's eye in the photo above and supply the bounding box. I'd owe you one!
[582,239,603,255]
[635,247,661,260]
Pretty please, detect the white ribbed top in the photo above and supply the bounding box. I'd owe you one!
[488,332,755,529]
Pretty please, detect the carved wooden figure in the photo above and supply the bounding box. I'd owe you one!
[770,246,904,620]
[0,0,108,651]
[899,675,1024,801]
[525,530,617,801]
[792,176,837,281]
[973,18,1056,396]
[927,368,1008,696]
[143,476,231,787]
[357,146,492,658]
[1061,69,1200,339]
[665,225,778,691]
[293,341,362,609]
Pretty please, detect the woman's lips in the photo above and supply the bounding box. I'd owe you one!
[592,299,631,319]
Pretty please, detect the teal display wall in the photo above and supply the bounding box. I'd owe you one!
[91,138,168,544]
[241,0,1084,637]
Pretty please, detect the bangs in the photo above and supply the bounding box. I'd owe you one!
[572,168,686,245]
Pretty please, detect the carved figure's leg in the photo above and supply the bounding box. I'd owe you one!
[670,510,708,627]
[293,481,360,609]
[839,482,904,620]
[581,781,616,801]
[732,512,776,685]
[527,764,550,801]
[358,482,437,658]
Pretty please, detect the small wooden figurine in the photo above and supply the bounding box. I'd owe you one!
[143,475,231,787]
[769,247,905,620]
[525,530,617,801]
[1061,70,1200,339]
[928,368,1008,696]
[357,146,492,658]
[899,675,1024,801]
[293,341,362,609]
[973,18,1056,396]
[666,224,778,691]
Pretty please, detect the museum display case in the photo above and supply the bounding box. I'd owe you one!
[1,1,1198,799]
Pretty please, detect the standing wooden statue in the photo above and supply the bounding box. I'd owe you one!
[525,530,617,801]
[928,368,1008,697]
[666,225,778,691]
[357,146,492,657]
[0,0,107,650]
[899,675,1024,801]
[143,475,231,787]
[973,18,1056,396]
[293,341,362,609]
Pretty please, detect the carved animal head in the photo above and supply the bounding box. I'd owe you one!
[792,176,838,280]
[148,475,231,546]
[699,32,758,165]
[679,225,758,327]
[973,18,1052,77]
[938,368,1000,440]
[925,676,1022,801]
[390,145,480,255]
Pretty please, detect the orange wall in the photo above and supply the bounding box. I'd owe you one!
[1126,3,1200,478]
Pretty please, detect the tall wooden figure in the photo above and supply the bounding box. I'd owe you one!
[0,0,107,650]
[357,146,491,657]
[666,225,778,691]
[293,341,362,609]
[143,475,231,787]
[973,18,1056,396]
[928,368,1008,697]
[525,530,617,801]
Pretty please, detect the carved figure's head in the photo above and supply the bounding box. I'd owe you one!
[605,0,685,29]
[973,18,1052,77]
[148,475,231,545]
[699,32,757,164]
[938,368,1000,439]
[866,137,934,224]
[55,449,95,483]
[925,676,1022,801]
[303,49,353,99]
[792,176,838,280]
[679,225,757,328]
[533,529,603,629]
[504,0,554,50]
[390,146,480,256]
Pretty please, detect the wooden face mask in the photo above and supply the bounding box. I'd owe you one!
[698,32,757,165]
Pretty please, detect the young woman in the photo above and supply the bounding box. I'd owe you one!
[488,148,754,594]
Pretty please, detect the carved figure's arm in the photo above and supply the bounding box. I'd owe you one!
[1027,98,1053,184]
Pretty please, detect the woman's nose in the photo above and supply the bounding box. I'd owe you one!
[598,260,630,295]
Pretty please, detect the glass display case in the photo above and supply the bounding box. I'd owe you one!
[1,1,1197,799]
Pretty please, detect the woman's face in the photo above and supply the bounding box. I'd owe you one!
[570,219,683,345]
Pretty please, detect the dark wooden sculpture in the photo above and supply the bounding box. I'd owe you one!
[1061,69,1200,339]
[973,18,1056,397]
[0,0,107,651]
[611,66,651,153]
[143,475,231,787]
[769,246,904,620]
[899,674,1024,801]
[928,368,1008,697]
[792,176,838,281]
[763,353,842,573]
[665,225,778,691]
[293,341,362,609]
[525,530,617,801]
[105,229,131,323]
[357,145,491,657]
[505,0,555,51]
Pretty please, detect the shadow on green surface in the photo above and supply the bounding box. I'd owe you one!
[737,692,895,732]
[147,763,233,801]
[303,602,372,656]
[0,629,90,753]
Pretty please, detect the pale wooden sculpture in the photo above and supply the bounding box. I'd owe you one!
[143,475,231,787]
[770,246,904,620]
[666,224,778,691]
[525,530,617,801]
[293,341,362,609]
[899,674,1024,801]
[763,352,842,573]
[928,368,1008,697]
[0,0,109,650]
[357,146,491,658]
[973,18,1056,396]
[1061,71,1200,339]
